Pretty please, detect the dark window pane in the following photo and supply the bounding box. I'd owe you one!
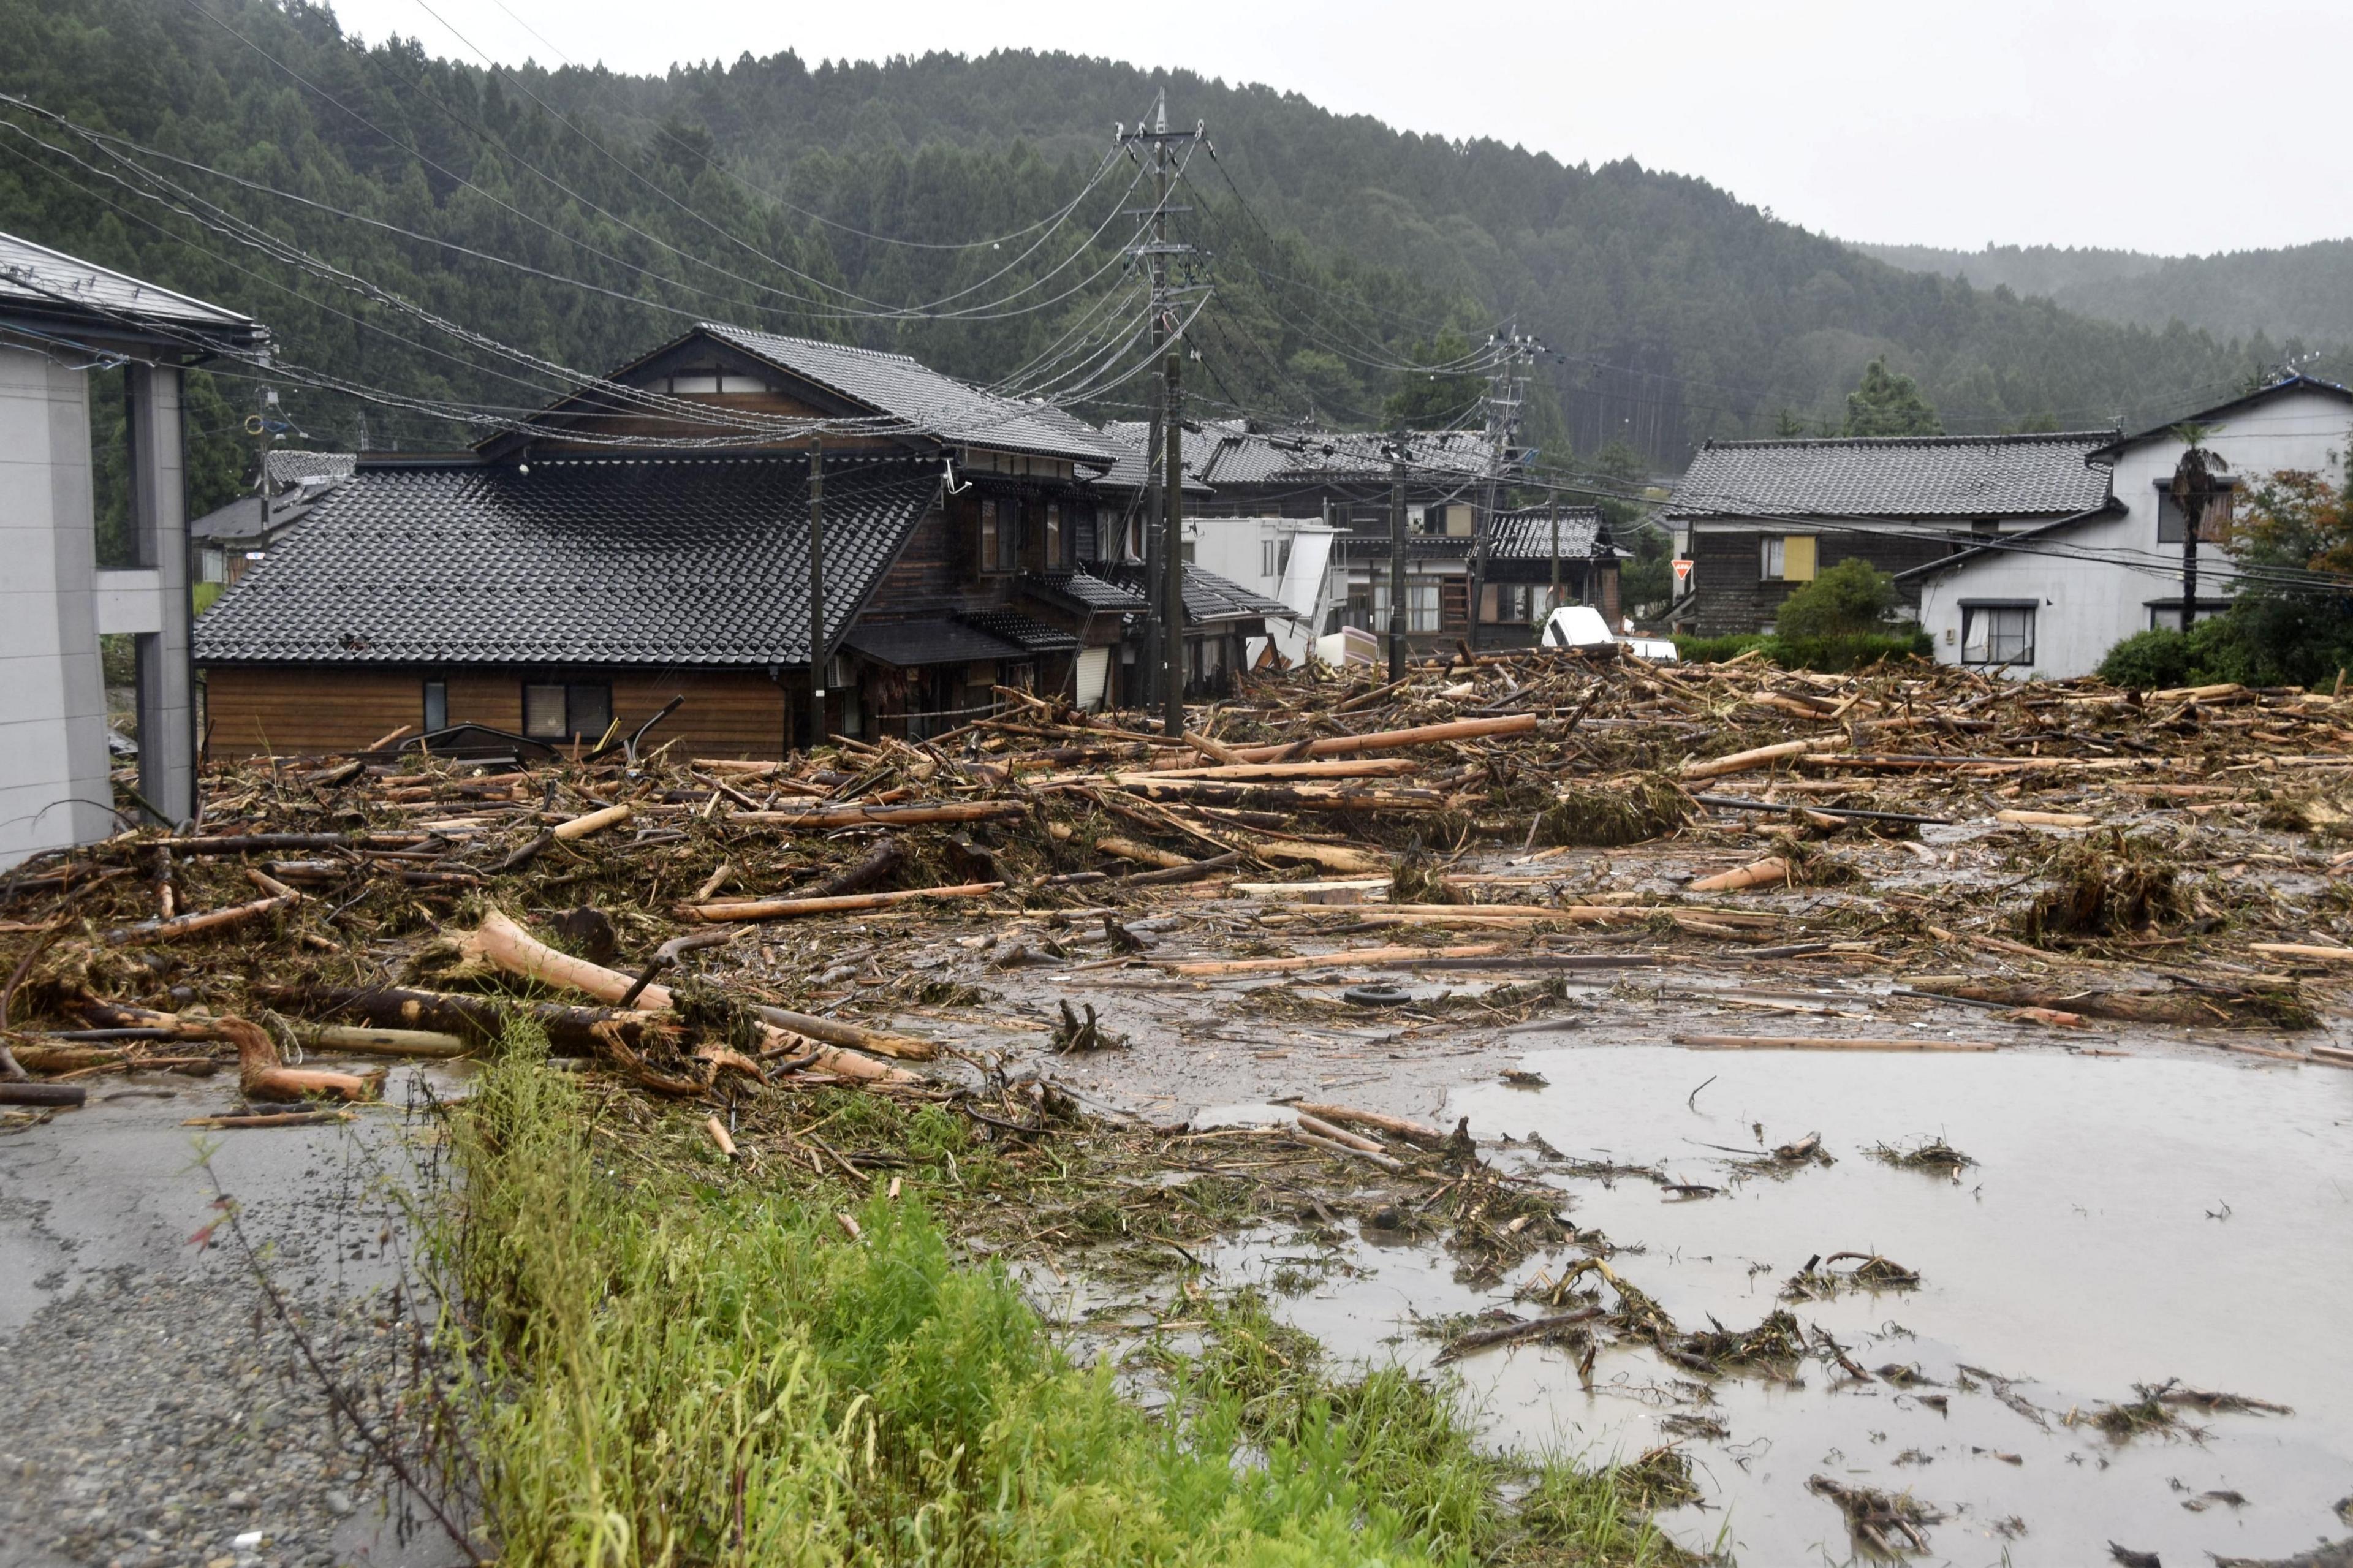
[567,684,612,742]
[523,683,566,738]
[423,680,447,732]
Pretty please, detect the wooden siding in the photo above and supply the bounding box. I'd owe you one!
[862,508,966,620]
[1686,528,1946,637]
[203,665,791,759]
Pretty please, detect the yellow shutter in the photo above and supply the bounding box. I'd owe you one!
[1783,535,1817,582]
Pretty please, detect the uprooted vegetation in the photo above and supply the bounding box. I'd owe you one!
[2020,831,2189,944]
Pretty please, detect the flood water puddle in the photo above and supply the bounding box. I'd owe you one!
[1213,1045,2353,1565]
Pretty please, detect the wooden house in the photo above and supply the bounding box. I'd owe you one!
[195,323,1150,754]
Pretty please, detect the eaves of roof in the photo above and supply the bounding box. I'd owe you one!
[1892,499,2131,583]
[2085,374,2353,463]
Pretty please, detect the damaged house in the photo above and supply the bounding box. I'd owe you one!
[1661,431,2120,637]
[195,324,1141,754]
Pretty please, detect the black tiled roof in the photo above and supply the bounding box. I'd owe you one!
[195,455,939,667]
[1482,506,1607,562]
[1665,431,2116,521]
[1097,562,1291,624]
[958,609,1080,654]
[1094,419,1489,493]
[700,325,1116,468]
[840,619,1025,668]
[1024,569,1149,615]
[0,229,267,352]
[1096,421,1214,492]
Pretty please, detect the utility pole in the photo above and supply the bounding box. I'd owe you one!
[1117,91,1206,735]
[803,437,825,752]
[1549,506,1561,618]
[1388,441,1408,680]
[1471,325,1536,651]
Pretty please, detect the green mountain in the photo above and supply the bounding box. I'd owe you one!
[0,0,2317,517]
[1857,240,2353,354]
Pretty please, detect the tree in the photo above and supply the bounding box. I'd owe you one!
[1842,359,1942,437]
[2168,422,2229,626]
[1773,557,1896,637]
[1383,330,1487,431]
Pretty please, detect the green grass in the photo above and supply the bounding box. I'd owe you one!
[434,1026,1692,1566]
[1672,629,1931,672]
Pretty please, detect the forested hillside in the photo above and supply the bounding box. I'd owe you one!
[1859,240,2353,354]
[0,0,2316,517]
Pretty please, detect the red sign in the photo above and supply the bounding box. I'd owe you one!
[1671,558,1694,585]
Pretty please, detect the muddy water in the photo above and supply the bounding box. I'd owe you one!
[1224,1045,2353,1566]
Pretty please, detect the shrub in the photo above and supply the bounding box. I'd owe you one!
[2096,628,2195,689]
[1774,558,1898,638]
[1673,628,1931,672]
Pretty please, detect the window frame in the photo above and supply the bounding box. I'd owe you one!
[422,678,448,733]
[1760,536,1785,580]
[1958,601,2037,668]
[521,680,615,744]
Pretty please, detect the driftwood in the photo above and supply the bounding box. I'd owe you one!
[262,985,683,1057]
[727,801,1028,829]
[498,801,632,871]
[214,1016,386,1102]
[806,836,907,899]
[100,870,300,946]
[683,881,1002,924]
[1688,857,1790,893]
[1436,1306,1604,1363]
[1906,979,2297,1028]
[1680,739,1830,781]
[1120,852,1241,886]
[1159,942,1506,975]
[1674,1033,2000,1052]
[1224,712,1537,761]
[289,1023,470,1059]
[183,1108,355,1129]
[0,1081,86,1107]
[465,911,917,1082]
[1292,1103,1448,1147]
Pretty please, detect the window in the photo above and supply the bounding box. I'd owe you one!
[1044,502,1063,569]
[1760,535,1817,581]
[1262,538,1294,579]
[1480,583,1537,624]
[1369,580,1441,632]
[523,681,613,743]
[1960,604,2035,667]
[423,680,448,733]
[978,497,1018,574]
[2156,480,2235,544]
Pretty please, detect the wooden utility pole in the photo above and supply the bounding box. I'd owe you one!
[803,437,825,751]
[1549,506,1562,615]
[1162,344,1186,737]
[1388,443,1408,680]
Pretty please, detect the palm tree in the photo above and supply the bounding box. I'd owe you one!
[2169,422,2230,627]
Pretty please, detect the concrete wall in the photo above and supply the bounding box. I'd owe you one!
[0,346,113,867]
[1920,390,2353,677]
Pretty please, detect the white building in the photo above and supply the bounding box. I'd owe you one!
[1181,514,1337,665]
[1908,377,2353,678]
[0,232,267,866]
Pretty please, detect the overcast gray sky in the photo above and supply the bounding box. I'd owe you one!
[330,0,2353,256]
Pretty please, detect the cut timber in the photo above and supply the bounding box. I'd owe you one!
[265,985,682,1056]
[1224,712,1537,762]
[1289,1126,1404,1171]
[1120,852,1240,886]
[728,801,1028,829]
[1293,1112,1384,1152]
[1680,738,1837,781]
[684,881,1001,923]
[805,836,907,899]
[1688,857,1790,893]
[466,911,919,1080]
[1159,942,1505,975]
[1996,809,2097,828]
[1673,1034,2000,1052]
[1126,759,1420,782]
[1233,877,1389,903]
[1184,729,1248,765]
[1096,836,1189,869]
[1256,839,1384,874]
[289,1023,470,1059]
[0,1082,86,1107]
[553,802,632,841]
[2250,943,2353,964]
[1293,1103,1447,1147]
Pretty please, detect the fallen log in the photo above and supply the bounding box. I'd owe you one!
[1094,779,1447,811]
[1694,795,1955,827]
[1996,809,2097,828]
[183,1108,354,1129]
[682,881,1002,923]
[161,832,429,855]
[1436,1306,1604,1362]
[1126,759,1422,782]
[1906,979,2305,1028]
[1096,835,1189,869]
[1688,857,1790,893]
[727,801,1028,829]
[289,1023,471,1059]
[1293,1112,1389,1152]
[1288,1125,1404,1171]
[1673,1034,2000,1052]
[1159,942,1506,975]
[99,871,300,946]
[1680,739,1837,781]
[498,801,633,871]
[1292,1103,1447,1146]
[1120,852,1241,886]
[805,835,907,899]
[0,1081,86,1107]
[466,911,917,1081]
[216,1016,387,1101]
[1225,712,1538,762]
[2249,943,2353,964]
[259,985,681,1057]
